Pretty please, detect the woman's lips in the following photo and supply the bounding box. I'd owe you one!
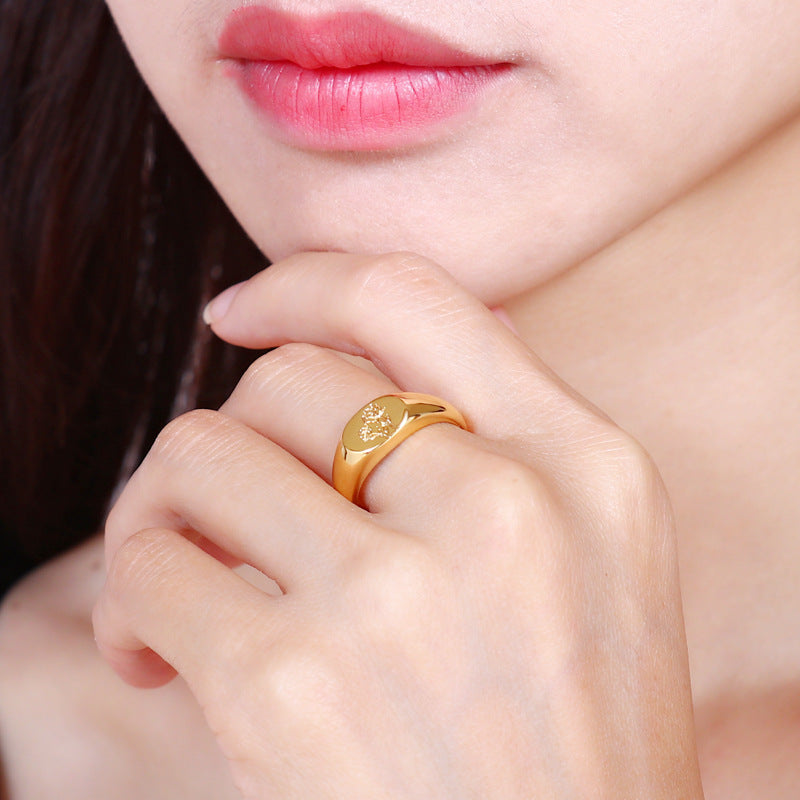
[229,60,509,151]
[218,7,513,151]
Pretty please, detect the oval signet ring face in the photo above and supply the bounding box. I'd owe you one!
[342,395,409,453]
[332,393,469,506]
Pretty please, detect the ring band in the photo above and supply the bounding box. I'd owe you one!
[332,393,468,505]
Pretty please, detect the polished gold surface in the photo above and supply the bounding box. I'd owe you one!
[332,393,468,505]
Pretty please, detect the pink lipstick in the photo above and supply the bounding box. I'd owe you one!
[218,8,512,151]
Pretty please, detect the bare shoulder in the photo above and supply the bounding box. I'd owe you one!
[0,537,112,799]
[0,537,240,800]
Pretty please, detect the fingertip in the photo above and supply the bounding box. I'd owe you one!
[96,639,179,689]
[203,281,246,326]
[92,589,178,689]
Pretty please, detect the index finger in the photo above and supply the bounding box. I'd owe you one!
[203,251,600,442]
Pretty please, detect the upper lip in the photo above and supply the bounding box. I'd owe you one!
[218,7,504,69]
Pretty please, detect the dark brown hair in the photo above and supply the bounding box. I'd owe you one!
[0,0,266,594]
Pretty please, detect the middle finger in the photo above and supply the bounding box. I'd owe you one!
[221,343,399,483]
[105,406,375,591]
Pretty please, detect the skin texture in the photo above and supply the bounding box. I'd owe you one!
[95,253,702,797]
[2,0,800,798]
[103,0,800,303]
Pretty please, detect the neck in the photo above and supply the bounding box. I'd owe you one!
[505,114,800,702]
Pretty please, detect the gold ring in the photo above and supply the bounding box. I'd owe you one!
[332,393,468,505]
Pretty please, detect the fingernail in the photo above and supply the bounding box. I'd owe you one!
[203,282,245,325]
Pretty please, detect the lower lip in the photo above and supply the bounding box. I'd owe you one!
[225,60,510,151]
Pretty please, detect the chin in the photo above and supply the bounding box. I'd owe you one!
[256,232,545,309]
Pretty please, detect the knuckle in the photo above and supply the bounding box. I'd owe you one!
[259,644,345,723]
[236,342,326,395]
[592,427,663,501]
[265,340,324,367]
[347,252,448,312]
[106,410,234,551]
[149,408,229,467]
[459,458,552,555]
[343,540,441,636]
[581,425,673,543]
[105,528,174,601]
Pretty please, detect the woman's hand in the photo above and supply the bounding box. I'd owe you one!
[93,252,704,799]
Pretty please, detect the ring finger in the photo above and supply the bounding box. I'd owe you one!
[220,342,505,520]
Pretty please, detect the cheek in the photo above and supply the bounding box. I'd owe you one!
[104,0,205,98]
[546,1,800,175]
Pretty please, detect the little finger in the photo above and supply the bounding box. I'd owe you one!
[94,526,281,692]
